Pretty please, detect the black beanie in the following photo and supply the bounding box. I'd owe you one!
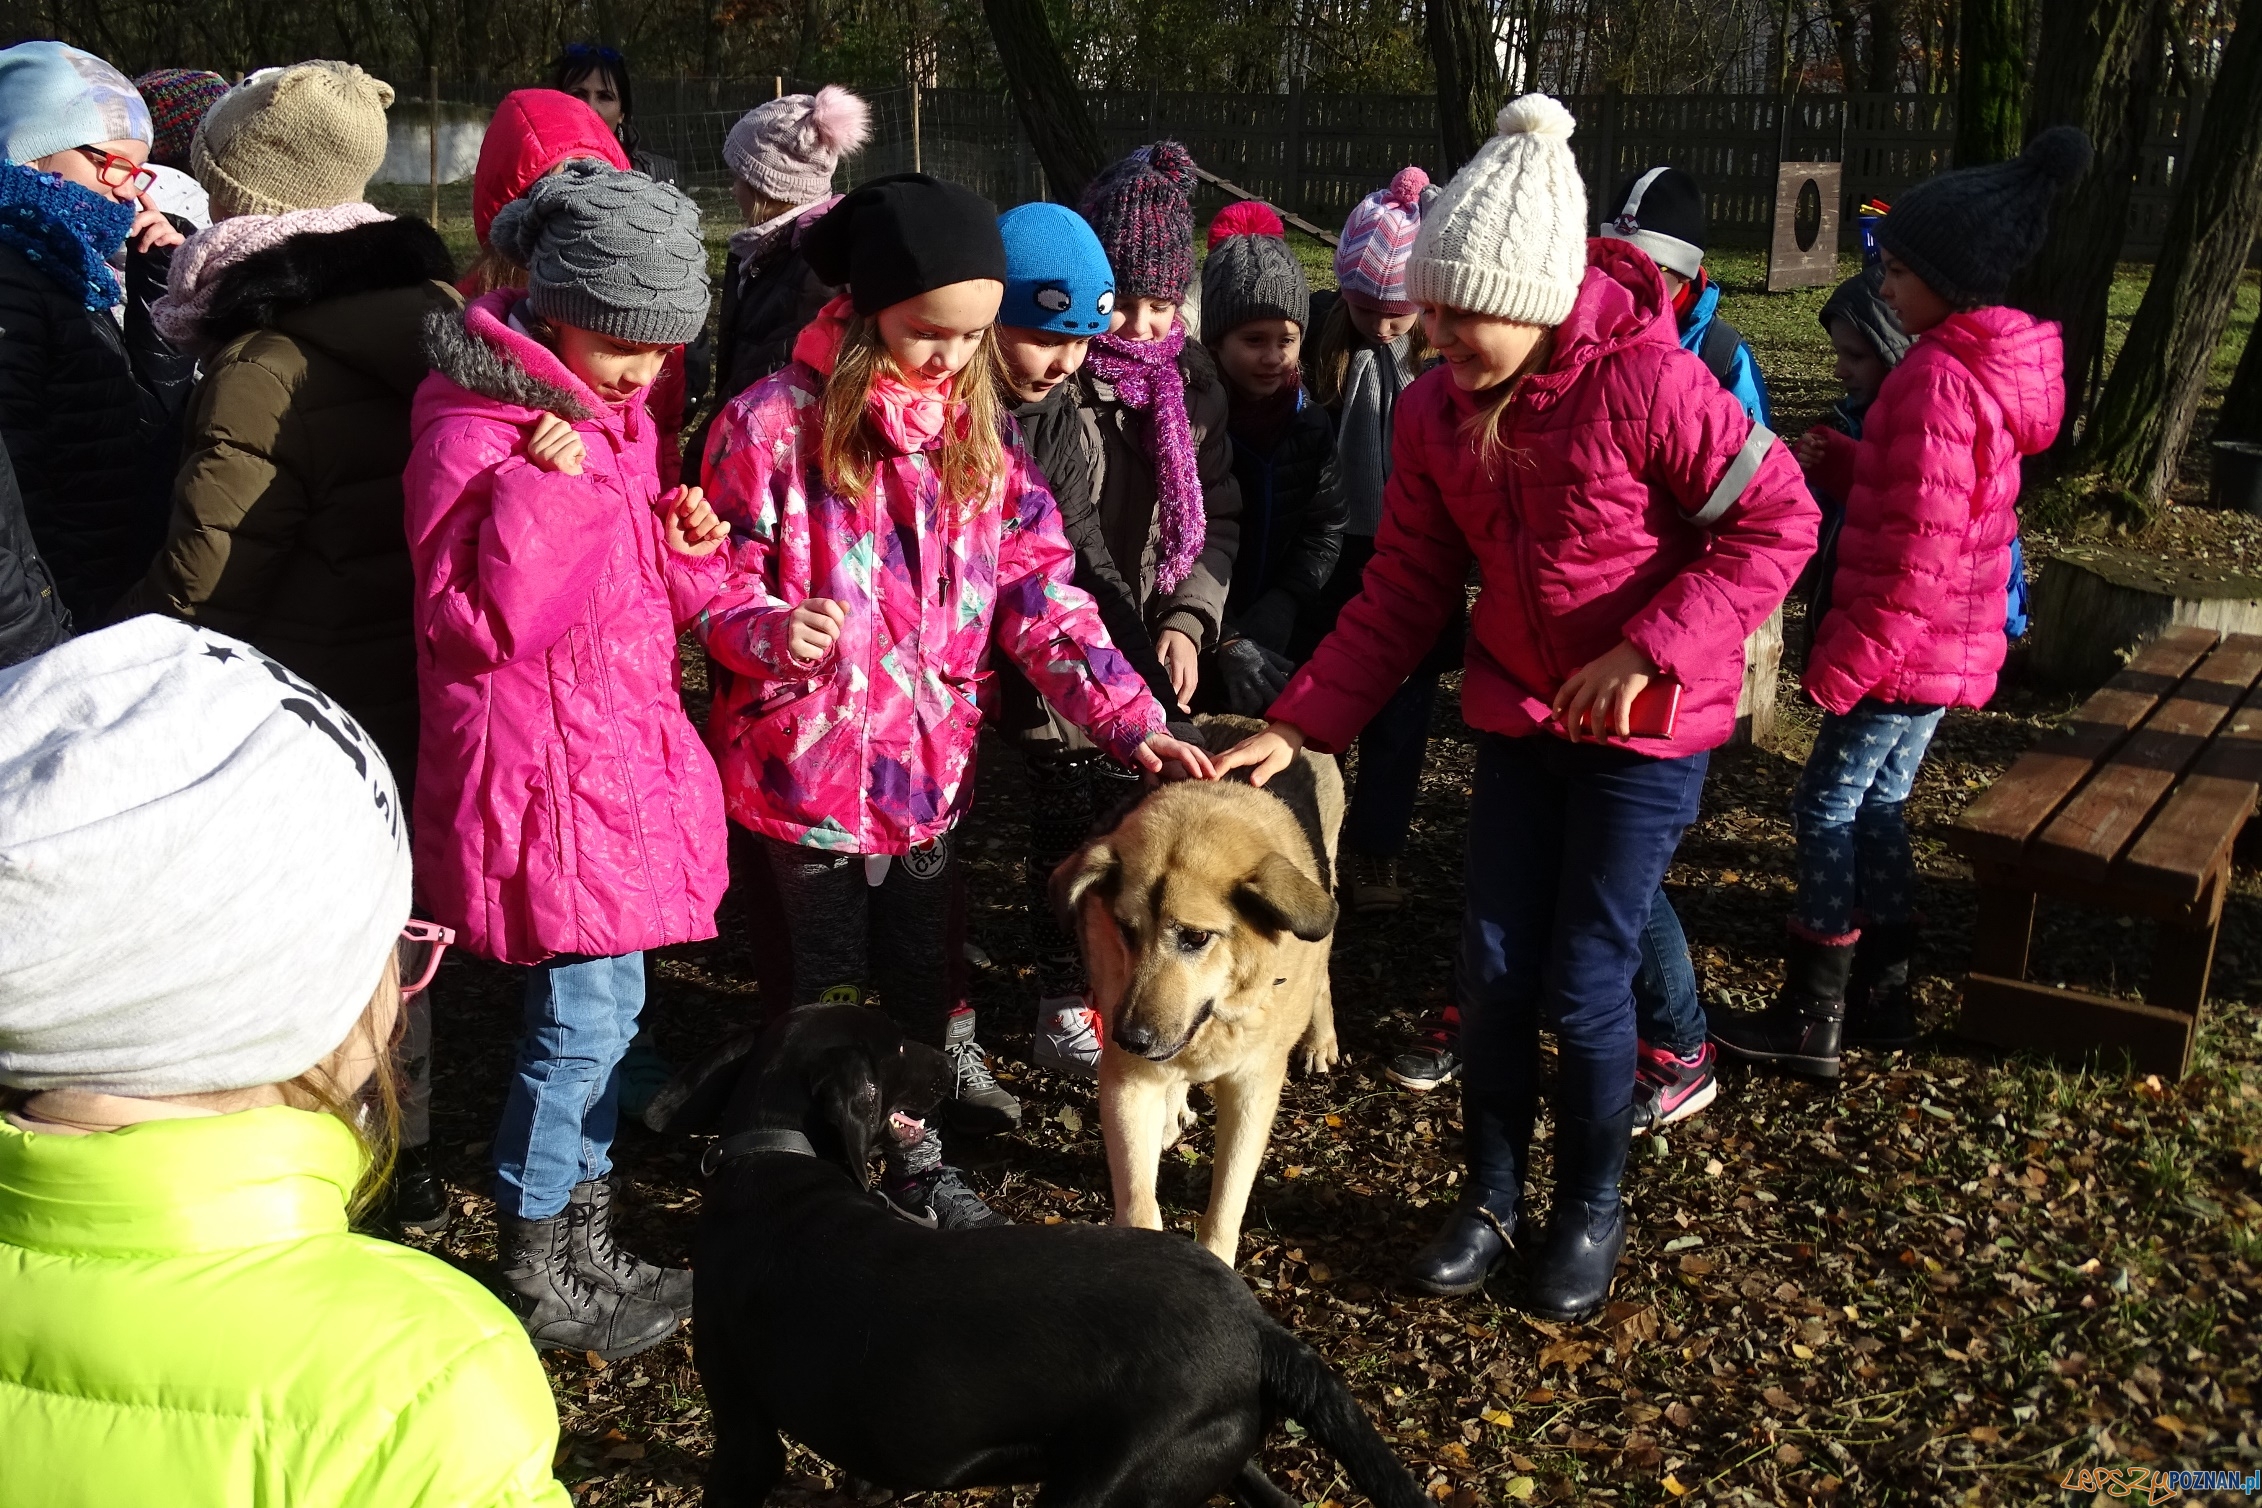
[1877,126,2092,309]
[801,173,1007,316]
[1598,166,1707,280]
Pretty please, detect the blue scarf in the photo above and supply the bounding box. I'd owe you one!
[0,161,135,312]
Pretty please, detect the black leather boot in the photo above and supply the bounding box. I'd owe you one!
[1710,935,1856,1079]
[1524,1105,1637,1323]
[1844,923,1920,1049]
[500,1212,678,1360]
[566,1178,695,1316]
[383,1141,452,1237]
[1402,1197,1517,1296]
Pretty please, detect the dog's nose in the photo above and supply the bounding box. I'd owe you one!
[1113,1021,1158,1056]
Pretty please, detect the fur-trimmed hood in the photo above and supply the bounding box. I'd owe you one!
[419,288,606,423]
[195,217,455,349]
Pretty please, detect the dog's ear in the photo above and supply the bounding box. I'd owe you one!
[814,1048,886,1190]
[1233,852,1339,943]
[1049,839,1121,931]
[642,1025,764,1135]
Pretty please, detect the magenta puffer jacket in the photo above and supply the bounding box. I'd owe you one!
[1271,239,1816,761]
[1805,306,2063,714]
[695,325,1165,856]
[405,291,733,965]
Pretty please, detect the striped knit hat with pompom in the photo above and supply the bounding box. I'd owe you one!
[1408,95,1588,327]
[1335,165,1431,314]
[1080,141,1198,303]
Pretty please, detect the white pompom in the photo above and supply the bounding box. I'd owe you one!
[1494,93,1576,140]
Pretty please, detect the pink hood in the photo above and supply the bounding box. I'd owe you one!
[1273,238,1817,759]
[403,289,735,964]
[1805,305,2064,714]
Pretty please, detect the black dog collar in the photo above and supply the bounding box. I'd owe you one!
[701,1128,817,1176]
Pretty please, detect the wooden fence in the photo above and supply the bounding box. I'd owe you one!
[435,78,2209,257]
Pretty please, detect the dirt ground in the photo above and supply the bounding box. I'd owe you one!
[380,219,2262,1505]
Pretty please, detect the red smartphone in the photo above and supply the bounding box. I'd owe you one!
[1559,678,1681,740]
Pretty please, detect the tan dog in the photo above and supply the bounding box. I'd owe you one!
[1051,716,1344,1266]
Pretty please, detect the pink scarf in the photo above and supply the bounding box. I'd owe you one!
[153,202,391,356]
[1083,320,1204,592]
[791,294,965,454]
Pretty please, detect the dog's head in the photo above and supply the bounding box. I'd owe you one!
[1050,784,1336,1062]
[648,1005,950,1188]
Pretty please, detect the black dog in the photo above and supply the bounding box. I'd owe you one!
[657,1004,1424,1508]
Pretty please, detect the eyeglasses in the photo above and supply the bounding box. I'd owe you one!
[397,920,455,998]
[76,145,156,195]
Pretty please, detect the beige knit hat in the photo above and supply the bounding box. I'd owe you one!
[192,61,394,219]
[1407,94,1588,327]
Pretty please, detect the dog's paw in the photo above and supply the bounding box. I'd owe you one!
[1296,1031,1342,1076]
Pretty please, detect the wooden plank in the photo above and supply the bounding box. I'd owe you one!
[2032,635,2262,882]
[2120,666,2262,901]
[1969,858,2223,929]
[1957,974,2198,1080]
[1951,625,2218,867]
[1969,885,2036,980]
[2149,918,2222,1016]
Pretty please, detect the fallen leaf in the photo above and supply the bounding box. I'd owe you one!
[1502,1478,1536,1501]
[1662,1474,1692,1498]
[1480,1408,1514,1427]
[1775,1442,1805,1466]
[1969,1425,2002,1445]
[1056,1106,1082,1134]
[1538,1338,1597,1370]
[1665,1402,1695,1429]
[1308,1262,1333,1283]
[1763,1386,1797,1411]
[1436,1442,1471,1467]
[585,1352,608,1371]
[1677,1254,1717,1275]
[603,1442,645,1462]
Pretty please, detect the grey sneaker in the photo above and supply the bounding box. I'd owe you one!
[500,1212,678,1361]
[1032,995,1103,1078]
[1385,1013,1462,1092]
[565,1178,694,1317]
[884,1163,1011,1230]
[940,1006,1022,1134]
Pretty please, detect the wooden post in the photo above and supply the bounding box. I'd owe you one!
[774,75,783,100]
[428,67,440,227]
[910,79,922,173]
[1283,80,1304,223]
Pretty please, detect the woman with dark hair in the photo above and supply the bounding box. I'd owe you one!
[543,44,677,185]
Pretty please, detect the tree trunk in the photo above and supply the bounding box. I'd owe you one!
[2221,319,2262,444]
[1430,0,1504,177]
[1830,1,1866,88]
[1867,0,1903,90]
[1956,0,2028,164]
[2081,10,2262,507]
[2009,0,2169,459]
[981,0,1109,205]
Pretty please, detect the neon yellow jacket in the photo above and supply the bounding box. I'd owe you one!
[0,1106,571,1508]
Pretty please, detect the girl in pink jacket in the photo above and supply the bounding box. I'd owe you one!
[406,163,727,1359]
[1716,128,2085,1081]
[696,175,1211,1228]
[1220,98,1815,1319]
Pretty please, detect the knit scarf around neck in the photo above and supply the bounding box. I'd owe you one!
[1084,320,1203,592]
[0,163,135,312]
[792,293,967,455]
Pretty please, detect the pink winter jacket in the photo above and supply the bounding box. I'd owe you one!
[405,290,734,964]
[695,315,1166,855]
[1804,306,2063,714]
[1271,240,1816,761]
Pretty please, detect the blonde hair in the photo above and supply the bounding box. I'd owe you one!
[284,961,404,1222]
[819,314,1010,516]
[1459,328,1555,475]
[1306,295,1431,411]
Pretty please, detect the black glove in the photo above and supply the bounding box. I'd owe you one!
[1215,637,1295,718]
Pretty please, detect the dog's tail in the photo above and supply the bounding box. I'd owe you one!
[1258,1321,1427,1508]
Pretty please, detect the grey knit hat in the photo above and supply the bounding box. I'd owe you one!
[1200,230,1310,338]
[490,161,709,346]
[1876,126,2091,309]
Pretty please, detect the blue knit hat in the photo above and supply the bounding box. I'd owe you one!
[998,201,1116,336]
[0,42,151,166]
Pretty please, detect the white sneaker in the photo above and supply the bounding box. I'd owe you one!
[1032,996,1103,1078]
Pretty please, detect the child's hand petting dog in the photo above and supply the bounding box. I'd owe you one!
[1133,731,1218,783]
[525,413,586,476]
[661,485,731,557]
[785,597,847,666]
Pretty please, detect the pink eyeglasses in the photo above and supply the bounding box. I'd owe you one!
[397,920,455,998]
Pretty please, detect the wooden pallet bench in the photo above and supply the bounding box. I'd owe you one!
[1947,625,2262,1078]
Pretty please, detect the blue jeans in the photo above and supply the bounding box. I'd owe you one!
[1456,734,1708,1208]
[493,951,647,1220]
[1343,671,1438,858]
[1791,702,1945,939]
[1633,889,1707,1056]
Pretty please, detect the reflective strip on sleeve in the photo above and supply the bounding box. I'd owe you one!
[1685,422,1776,528]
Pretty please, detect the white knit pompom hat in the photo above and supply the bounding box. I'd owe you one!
[1406,94,1588,327]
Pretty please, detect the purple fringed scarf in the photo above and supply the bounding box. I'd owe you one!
[1083,320,1204,592]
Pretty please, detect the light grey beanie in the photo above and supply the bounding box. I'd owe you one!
[1200,230,1311,338]
[1407,93,1588,327]
[490,161,709,346]
[0,619,412,1097]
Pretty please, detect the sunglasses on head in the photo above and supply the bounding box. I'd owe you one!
[76,145,156,195]
[397,920,455,998]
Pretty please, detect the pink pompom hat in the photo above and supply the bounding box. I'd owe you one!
[1334,165,1431,315]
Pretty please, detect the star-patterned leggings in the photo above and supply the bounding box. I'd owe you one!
[1790,701,1946,941]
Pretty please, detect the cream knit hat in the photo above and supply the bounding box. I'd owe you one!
[1407,94,1588,327]
[193,62,394,219]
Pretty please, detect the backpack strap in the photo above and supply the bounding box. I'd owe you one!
[1685,421,1777,528]
[1698,315,1743,386]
